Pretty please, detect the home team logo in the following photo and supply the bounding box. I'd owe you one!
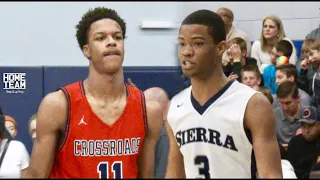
[3,73,26,94]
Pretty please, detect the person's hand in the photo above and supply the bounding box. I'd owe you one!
[227,44,242,63]
[228,72,239,80]
[295,128,302,136]
[317,155,320,163]
[127,78,137,87]
[300,58,310,70]
[310,55,320,65]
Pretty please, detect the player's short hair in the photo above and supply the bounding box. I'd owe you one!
[276,64,298,83]
[240,64,261,79]
[275,40,293,57]
[226,37,247,52]
[181,9,226,44]
[257,86,274,104]
[76,7,127,50]
[276,80,299,99]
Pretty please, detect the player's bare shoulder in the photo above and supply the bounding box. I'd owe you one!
[37,89,68,129]
[244,92,274,127]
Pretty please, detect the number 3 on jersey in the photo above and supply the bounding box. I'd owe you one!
[97,161,123,179]
[194,155,210,179]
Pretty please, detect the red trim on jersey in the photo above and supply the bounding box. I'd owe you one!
[57,87,71,152]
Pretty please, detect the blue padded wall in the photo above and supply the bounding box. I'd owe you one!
[0,67,43,154]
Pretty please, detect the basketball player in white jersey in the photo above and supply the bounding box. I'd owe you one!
[164,10,282,178]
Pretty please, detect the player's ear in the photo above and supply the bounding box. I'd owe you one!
[83,45,91,60]
[216,41,226,56]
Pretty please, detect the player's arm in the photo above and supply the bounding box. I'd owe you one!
[164,101,186,178]
[137,98,163,178]
[21,90,67,178]
[244,93,283,178]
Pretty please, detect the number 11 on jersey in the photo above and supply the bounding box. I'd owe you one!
[97,161,123,179]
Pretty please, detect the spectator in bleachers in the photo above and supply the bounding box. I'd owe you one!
[310,162,320,179]
[263,39,292,94]
[251,86,297,178]
[125,80,170,179]
[274,81,308,150]
[28,113,37,143]
[298,39,318,95]
[0,115,30,178]
[257,86,274,104]
[4,115,18,139]
[240,64,262,90]
[251,15,297,73]
[144,87,169,179]
[223,37,257,82]
[273,64,312,109]
[306,26,320,39]
[298,39,320,108]
[216,7,251,66]
[286,106,320,179]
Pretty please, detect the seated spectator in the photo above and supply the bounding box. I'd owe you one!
[273,64,312,109]
[297,39,318,95]
[125,80,170,179]
[310,154,320,179]
[306,26,320,39]
[251,15,297,73]
[298,39,320,108]
[217,7,252,67]
[28,113,37,142]
[223,37,257,81]
[241,64,262,90]
[144,87,169,178]
[263,39,293,94]
[286,106,320,179]
[0,115,30,178]
[252,87,297,178]
[4,115,18,139]
[257,86,274,104]
[274,81,308,149]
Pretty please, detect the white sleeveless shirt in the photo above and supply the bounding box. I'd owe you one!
[168,80,257,178]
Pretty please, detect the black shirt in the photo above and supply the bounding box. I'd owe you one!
[287,135,320,178]
[223,57,258,82]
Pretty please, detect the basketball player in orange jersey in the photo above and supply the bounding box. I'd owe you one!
[21,7,163,178]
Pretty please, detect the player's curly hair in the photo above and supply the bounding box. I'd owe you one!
[76,7,127,51]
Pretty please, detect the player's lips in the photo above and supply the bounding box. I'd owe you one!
[182,60,195,69]
[103,50,121,56]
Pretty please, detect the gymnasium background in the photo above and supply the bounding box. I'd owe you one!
[0,2,319,154]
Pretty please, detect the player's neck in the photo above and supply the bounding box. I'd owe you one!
[84,67,126,101]
[190,69,229,106]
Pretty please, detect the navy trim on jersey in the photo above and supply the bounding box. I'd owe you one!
[191,80,235,115]
[140,91,148,135]
[80,80,85,97]
[124,83,130,97]
[57,87,71,152]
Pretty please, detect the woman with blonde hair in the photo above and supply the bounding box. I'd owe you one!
[251,15,297,73]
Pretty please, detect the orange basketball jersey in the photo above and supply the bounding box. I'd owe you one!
[49,80,147,178]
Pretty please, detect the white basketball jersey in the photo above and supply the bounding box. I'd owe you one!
[168,80,257,178]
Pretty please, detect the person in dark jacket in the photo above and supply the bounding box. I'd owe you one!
[223,37,257,82]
